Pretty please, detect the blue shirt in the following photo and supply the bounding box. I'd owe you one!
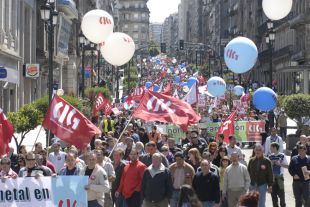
[269,153,287,176]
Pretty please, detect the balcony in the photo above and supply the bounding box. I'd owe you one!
[289,11,310,29]
[57,0,78,19]
[291,50,305,62]
[273,45,293,58]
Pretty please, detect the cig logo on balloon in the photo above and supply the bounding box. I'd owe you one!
[99,16,112,25]
[123,37,133,43]
[226,49,239,61]
[53,102,80,130]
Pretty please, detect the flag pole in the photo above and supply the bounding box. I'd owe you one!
[108,115,133,158]
[31,125,43,151]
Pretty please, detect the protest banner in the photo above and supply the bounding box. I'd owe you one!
[165,121,265,143]
[0,176,88,207]
[197,94,206,107]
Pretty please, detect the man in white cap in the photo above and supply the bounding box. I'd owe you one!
[48,139,67,174]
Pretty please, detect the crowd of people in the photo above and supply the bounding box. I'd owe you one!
[0,112,310,207]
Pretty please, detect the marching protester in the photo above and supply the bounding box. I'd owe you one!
[223,152,251,207]
[82,152,110,207]
[140,141,169,167]
[59,152,82,176]
[288,144,310,207]
[141,153,173,207]
[169,151,195,207]
[19,152,50,177]
[48,140,67,174]
[226,135,242,158]
[248,144,273,207]
[264,127,284,156]
[268,142,288,207]
[112,148,127,207]
[192,159,220,207]
[116,148,146,207]
[0,157,17,180]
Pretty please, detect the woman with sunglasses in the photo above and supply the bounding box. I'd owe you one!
[12,154,26,174]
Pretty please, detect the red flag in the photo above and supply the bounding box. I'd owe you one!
[216,111,237,143]
[93,93,109,115]
[42,96,101,149]
[105,101,113,116]
[131,86,144,101]
[133,90,200,131]
[0,108,14,156]
[162,83,172,95]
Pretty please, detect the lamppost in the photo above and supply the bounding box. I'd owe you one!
[97,45,101,85]
[265,20,275,88]
[40,0,58,103]
[79,34,97,96]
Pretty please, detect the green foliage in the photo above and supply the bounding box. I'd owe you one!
[7,104,41,149]
[277,95,286,108]
[199,64,211,78]
[84,87,112,116]
[283,94,310,128]
[123,65,139,95]
[149,47,160,57]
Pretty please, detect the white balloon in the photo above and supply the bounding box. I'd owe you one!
[262,0,293,20]
[207,76,226,97]
[81,9,114,43]
[100,32,135,66]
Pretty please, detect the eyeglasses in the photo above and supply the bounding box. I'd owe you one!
[191,137,198,139]
[1,162,10,165]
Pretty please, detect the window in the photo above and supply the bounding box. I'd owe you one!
[124,24,128,29]
[133,33,139,39]
[133,13,139,19]
[134,24,139,30]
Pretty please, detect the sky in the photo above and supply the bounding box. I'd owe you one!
[147,0,181,23]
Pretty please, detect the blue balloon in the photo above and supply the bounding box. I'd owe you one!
[156,59,161,65]
[253,87,277,111]
[181,63,186,68]
[207,76,226,97]
[187,77,198,88]
[175,76,181,83]
[224,37,258,74]
[233,85,244,96]
[145,81,152,89]
[153,84,160,92]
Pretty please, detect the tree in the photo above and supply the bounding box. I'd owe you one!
[7,104,41,150]
[84,87,112,117]
[123,64,139,95]
[283,93,310,135]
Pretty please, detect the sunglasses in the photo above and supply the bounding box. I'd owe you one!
[1,162,10,165]
[26,158,36,161]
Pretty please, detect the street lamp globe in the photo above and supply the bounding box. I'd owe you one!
[40,3,51,21]
[267,19,274,30]
[79,33,85,45]
[52,9,58,25]
[269,30,276,41]
[265,34,270,44]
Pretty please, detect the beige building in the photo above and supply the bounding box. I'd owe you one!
[161,13,178,55]
[117,0,150,49]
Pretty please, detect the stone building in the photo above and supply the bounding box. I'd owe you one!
[0,0,37,112]
[149,23,162,45]
[161,13,178,55]
[117,0,150,49]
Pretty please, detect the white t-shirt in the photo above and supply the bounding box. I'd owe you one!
[48,151,67,173]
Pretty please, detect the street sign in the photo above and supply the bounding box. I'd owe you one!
[0,67,7,79]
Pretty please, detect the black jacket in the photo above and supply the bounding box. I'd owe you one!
[192,171,220,203]
[141,166,173,203]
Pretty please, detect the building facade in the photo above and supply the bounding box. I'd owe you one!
[0,0,37,112]
[202,0,310,94]
[161,13,178,55]
[117,0,150,49]
[149,23,162,45]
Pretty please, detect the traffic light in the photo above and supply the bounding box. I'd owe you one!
[179,40,184,50]
[160,43,166,53]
